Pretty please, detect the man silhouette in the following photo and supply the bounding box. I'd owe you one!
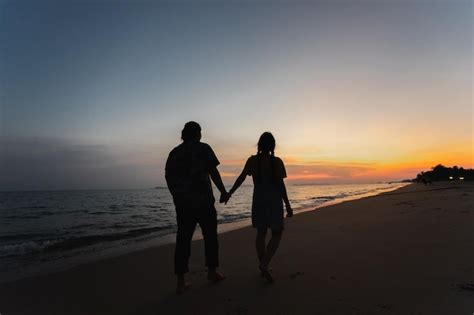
[165,121,227,294]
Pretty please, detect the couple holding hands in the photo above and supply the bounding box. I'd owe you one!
[165,121,293,294]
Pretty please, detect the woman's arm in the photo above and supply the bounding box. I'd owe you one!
[276,158,293,217]
[279,178,293,217]
[227,158,251,200]
[229,170,247,196]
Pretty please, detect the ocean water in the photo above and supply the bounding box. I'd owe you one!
[0,183,407,282]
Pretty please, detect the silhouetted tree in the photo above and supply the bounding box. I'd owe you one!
[415,165,473,183]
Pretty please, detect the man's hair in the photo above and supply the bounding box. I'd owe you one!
[181,121,201,142]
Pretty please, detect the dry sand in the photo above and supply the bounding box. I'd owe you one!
[1,182,473,315]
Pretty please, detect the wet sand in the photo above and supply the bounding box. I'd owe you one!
[1,182,473,314]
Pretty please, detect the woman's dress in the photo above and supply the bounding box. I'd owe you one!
[244,155,287,230]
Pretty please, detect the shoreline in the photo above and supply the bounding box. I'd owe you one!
[0,183,408,284]
[1,181,472,314]
[217,182,409,234]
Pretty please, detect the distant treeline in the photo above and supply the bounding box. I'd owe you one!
[415,164,473,183]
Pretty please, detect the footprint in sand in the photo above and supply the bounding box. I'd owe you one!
[456,282,474,291]
[236,305,248,315]
[395,201,415,207]
[190,270,206,277]
[376,304,393,310]
[290,271,304,279]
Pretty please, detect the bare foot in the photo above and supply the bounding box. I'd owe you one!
[207,270,226,282]
[176,281,192,295]
[259,265,274,283]
[259,267,273,278]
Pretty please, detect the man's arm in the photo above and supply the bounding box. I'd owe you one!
[209,167,227,195]
[165,153,178,197]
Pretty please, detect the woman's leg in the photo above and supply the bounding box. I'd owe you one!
[256,228,267,266]
[262,229,282,268]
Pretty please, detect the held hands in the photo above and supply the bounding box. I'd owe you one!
[219,191,231,204]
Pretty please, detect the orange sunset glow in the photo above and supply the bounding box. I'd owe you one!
[1,1,472,190]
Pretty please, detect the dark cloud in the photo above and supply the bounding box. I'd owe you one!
[0,137,158,191]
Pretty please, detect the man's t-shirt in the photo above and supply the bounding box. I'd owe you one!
[165,141,219,206]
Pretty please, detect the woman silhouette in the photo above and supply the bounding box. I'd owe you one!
[227,132,293,282]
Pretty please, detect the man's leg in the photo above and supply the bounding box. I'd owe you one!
[198,205,225,281]
[175,208,197,293]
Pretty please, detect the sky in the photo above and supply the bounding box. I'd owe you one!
[1,0,472,190]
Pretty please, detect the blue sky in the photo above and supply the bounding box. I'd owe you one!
[1,0,472,190]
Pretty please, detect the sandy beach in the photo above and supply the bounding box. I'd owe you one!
[1,182,473,315]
